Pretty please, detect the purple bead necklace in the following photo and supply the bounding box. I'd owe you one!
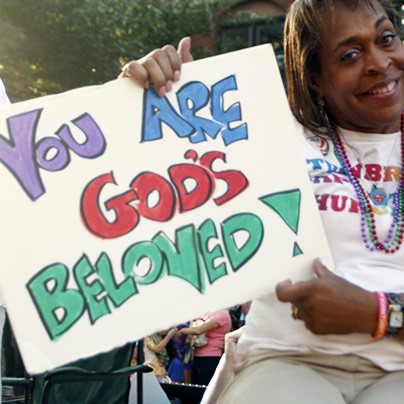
[327,114,404,253]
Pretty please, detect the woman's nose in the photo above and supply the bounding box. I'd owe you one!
[366,46,391,74]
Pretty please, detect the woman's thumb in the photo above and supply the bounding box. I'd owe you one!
[178,36,193,63]
[313,258,332,278]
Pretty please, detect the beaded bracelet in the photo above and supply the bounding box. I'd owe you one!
[372,291,388,339]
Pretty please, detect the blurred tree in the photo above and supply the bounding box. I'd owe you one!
[0,0,286,102]
[0,0,226,102]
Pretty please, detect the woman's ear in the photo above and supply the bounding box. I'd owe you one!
[310,72,322,96]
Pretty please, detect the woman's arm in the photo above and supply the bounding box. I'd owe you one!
[200,326,245,404]
[179,319,220,336]
[147,328,178,354]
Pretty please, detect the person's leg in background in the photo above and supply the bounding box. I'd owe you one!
[191,357,200,385]
[194,357,221,386]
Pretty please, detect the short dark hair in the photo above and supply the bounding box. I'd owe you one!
[284,0,398,134]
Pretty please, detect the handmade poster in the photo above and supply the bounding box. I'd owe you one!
[0,44,333,374]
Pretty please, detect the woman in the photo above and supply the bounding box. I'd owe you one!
[122,0,404,402]
[178,310,232,386]
[134,328,178,382]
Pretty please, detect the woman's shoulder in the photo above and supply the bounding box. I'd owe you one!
[210,309,231,326]
[293,118,334,159]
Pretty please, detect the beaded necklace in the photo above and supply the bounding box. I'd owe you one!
[338,130,399,208]
[327,114,404,253]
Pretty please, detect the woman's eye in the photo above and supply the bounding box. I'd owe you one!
[340,50,360,62]
[380,32,397,45]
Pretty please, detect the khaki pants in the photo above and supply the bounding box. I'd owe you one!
[217,350,404,404]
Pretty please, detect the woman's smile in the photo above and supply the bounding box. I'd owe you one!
[362,79,397,95]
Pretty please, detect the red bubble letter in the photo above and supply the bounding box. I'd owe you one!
[81,172,139,239]
[200,151,249,205]
[130,172,176,222]
[169,164,213,212]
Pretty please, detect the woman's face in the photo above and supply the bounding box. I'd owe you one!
[312,1,404,133]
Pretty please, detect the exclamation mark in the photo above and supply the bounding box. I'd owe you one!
[259,189,303,257]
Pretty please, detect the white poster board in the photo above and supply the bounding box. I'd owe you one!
[0,45,333,374]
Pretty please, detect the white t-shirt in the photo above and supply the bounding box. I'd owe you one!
[237,120,404,372]
[0,77,10,307]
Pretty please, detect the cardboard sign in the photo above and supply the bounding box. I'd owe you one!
[0,45,333,374]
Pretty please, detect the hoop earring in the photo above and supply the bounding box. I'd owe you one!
[318,98,331,130]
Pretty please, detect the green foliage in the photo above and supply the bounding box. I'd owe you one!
[215,8,285,82]
[216,8,285,55]
[0,0,226,102]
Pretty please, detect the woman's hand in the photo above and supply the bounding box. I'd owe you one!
[178,327,192,337]
[118,36,193,97]
[167,327,179,339]
[200,327,244,404]
[224,326,244,367]
[179,319,220,336]
[276,258,378,335]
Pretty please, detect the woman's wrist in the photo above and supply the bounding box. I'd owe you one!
[352,289,379,335]
[368,292,404,339]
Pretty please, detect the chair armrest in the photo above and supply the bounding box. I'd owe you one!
[40,363,153,404]
[2,377,34,387]
[43,363,153,384]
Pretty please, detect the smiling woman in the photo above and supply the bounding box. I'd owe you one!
[286,0,404,134]
[311,3,404,133]
[123,1,404,403]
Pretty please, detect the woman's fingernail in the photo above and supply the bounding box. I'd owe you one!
[173,70,180,82]
[314,257,324,268]
[165,80,172,92]
[158,87,166,97]
[144,80,150,89]
[121,63,132,77]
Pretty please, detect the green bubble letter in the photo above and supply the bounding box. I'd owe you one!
[153,225,205,293]
[73,254,111,324]
[26,263,85,341]
[96,252,138,307]
[198,219,227,284]
[222,213,264,271]
[122,241,165,285]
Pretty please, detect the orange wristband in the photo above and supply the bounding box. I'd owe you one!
[372,291,388,339]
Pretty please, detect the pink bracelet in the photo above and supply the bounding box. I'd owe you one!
[372,291,388,339]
